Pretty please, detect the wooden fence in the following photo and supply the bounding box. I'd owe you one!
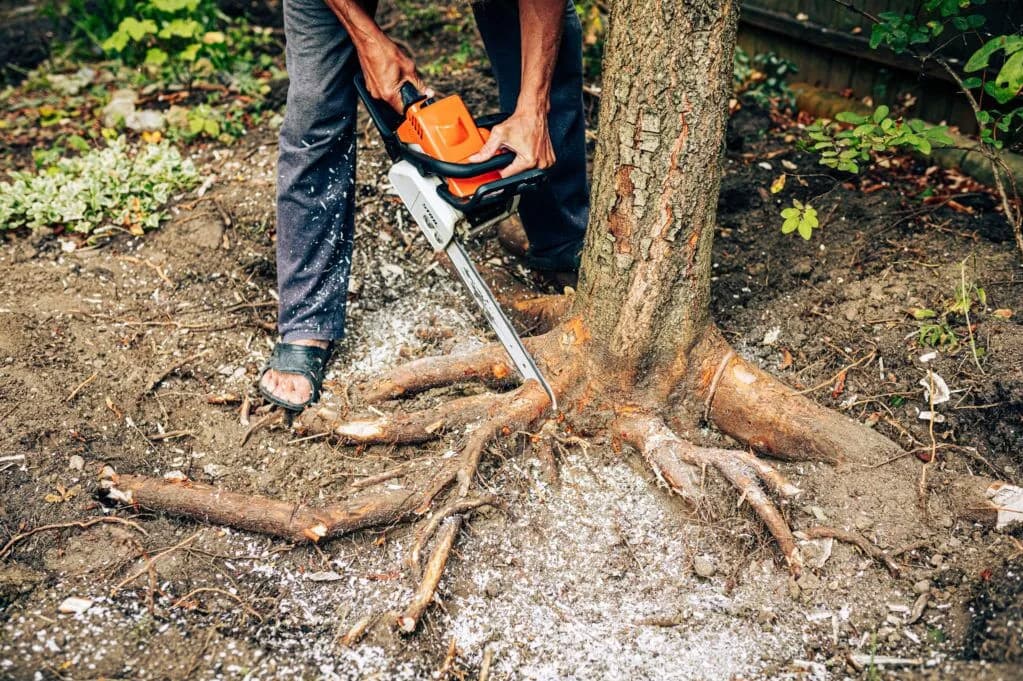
[738,0,1023,131]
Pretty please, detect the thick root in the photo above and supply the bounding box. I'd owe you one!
[617,412,803,575]
[102,471,450,543]
[296,392,510,445]
[361,345,519,403]
[688,326,902,465]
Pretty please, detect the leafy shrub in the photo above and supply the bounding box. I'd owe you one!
[0,138,198,239]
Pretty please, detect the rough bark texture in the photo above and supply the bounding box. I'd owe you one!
[575,0,738,387]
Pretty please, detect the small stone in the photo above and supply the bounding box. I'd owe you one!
[126,109,165,132]
[68,455,84,471]
[914,579,932,595]
[58,597,93,614]
[693,555,716,578]
[202,463,227,479]
[929,553,945,567]
[787,578,801,599]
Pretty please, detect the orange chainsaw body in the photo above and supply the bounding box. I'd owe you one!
[396,94,503,198]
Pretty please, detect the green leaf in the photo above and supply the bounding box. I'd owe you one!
[797,219,813,240]
[961,76,982,89]
[994,49,1023,94]
[101,30,130,53]
[119,17,157,41]
[151,0,200,12]
[159,18,202,39]
[179,43,201,61]
[912,308,937,320]
[781,207,800,219]
[204,119,220,137]
[781,217,798,234]
[66,134,90,152]
[836,111,867,124]
[188,117,205,134]
[145,47,168,65]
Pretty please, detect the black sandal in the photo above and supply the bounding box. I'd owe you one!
[258,342,334,411]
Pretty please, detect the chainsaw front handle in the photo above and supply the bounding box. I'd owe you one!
[355,74,518,180]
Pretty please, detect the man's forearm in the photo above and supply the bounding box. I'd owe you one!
[322,0,383,52]
[517,0,565,113]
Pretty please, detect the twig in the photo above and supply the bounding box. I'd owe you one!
[1,517,147,560]
[795,351,875,395]
[66,372,99,402]
[112,530,201,594]
[144,350,211,395]
[478,646,495,681]
[148,430,196,441]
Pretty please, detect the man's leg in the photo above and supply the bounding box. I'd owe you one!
[265,0,360,403]
[472,0,589,272]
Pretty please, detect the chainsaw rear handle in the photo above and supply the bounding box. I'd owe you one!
[354,74,514,179]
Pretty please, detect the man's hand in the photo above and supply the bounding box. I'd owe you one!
[357,36,431,114]
[322,0,430,114]
[468,107,555,178]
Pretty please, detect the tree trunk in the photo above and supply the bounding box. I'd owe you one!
[575,0,738,390]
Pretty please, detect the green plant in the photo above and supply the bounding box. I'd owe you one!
[806,105,955,173]
[168,103,248,142]
[0,137,198,240]
[816,0,1023,255]
[779,199,819,240]
[911,260,988,364]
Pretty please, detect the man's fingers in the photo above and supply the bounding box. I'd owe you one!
[467,133,504,163]
[499,156,532,179]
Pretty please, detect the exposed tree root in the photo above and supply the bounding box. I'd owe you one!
[616,411,803,575]
[398,516,461,633]
[687,326,903,465]
[103,319,1007,630]
[360,344,518,403]
[800,526,903,577]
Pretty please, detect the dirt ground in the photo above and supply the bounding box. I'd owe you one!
[3,19,1023,681]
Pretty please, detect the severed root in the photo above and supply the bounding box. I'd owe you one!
[512,294,572,332]
[361,344,519,402]
[617,412,803,575]
[103,471,454,543]
[397,515,462,633]
[799,526,902,577]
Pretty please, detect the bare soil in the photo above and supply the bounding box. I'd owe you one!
[2,33,1023,681]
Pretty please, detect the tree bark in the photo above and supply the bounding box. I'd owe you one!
[575,0,738,390]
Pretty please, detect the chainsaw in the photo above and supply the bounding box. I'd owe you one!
[355,75,557,410]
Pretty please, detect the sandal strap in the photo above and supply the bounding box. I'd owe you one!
[260,342,333,410]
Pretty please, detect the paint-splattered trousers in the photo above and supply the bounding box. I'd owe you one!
[276,0,589,342]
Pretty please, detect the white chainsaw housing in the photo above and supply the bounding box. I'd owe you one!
[387,160,461,251]
[387,159,519,252]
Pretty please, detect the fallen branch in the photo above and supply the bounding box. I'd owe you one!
[172,587,263,621]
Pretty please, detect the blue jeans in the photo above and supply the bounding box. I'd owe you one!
[276,0,589,342]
